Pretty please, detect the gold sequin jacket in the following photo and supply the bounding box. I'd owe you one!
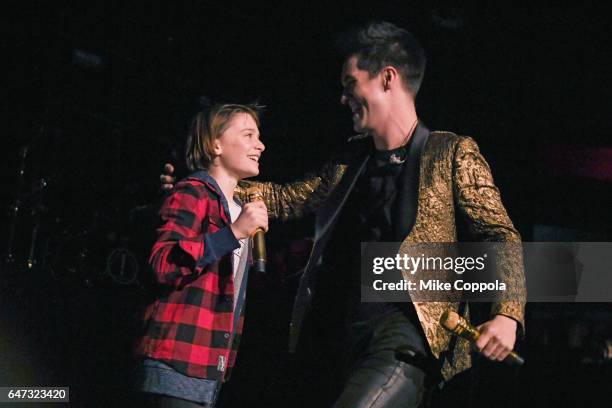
[238,127,526,380]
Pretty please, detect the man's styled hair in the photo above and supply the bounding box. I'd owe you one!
[338,21,427,96]
[185,101,261,172]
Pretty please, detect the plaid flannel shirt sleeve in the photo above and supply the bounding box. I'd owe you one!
[149,181,239,286]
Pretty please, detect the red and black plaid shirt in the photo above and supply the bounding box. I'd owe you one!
[135,171,246,381]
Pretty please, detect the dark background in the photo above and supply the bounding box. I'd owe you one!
[1,2,611,407]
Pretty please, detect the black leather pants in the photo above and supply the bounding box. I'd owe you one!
[332,309,434,408]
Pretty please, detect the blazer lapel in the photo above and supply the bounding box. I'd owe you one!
[314,150,370,241]
[289,142,370,352]
[393,123,430,240]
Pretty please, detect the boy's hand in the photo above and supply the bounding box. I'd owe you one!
[230,201,268,240]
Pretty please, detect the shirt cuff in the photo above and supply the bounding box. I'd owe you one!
[196,226,240,270]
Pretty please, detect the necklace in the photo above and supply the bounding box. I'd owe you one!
[388,119,419,165]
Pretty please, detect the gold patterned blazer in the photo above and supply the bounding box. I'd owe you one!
[238,123,526,380]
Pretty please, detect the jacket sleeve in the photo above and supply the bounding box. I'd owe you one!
[452,136,526,334]
[149,181,239,286]
[236,159,346,221]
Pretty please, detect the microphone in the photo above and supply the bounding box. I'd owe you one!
[439,310,524,366]
[246,187,266,273]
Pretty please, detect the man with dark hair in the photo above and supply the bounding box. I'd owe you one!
[337,21,427,96]
[161,21,525,407]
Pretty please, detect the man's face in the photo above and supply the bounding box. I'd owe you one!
[340,55,388,134]
[214,113,265,179]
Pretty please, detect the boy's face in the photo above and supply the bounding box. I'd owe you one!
[214,113,264,179]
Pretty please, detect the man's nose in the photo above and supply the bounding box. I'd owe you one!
[257,140,265,152]
[340,92,348,105]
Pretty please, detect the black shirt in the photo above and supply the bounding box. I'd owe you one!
[317,140,416,324]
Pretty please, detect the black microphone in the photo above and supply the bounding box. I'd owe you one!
[246,188,266,273]
[439,310,524,366]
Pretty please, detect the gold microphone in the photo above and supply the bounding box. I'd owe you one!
[439,310,524,366]
[246,188,266,273]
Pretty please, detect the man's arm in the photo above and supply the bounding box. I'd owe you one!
[236,159,345,221]
[161,159,346,221]
[452,136,527,361]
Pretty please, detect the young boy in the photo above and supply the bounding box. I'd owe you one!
[135,103,267,407]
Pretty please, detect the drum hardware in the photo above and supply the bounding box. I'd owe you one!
[106,248,139,285]
[26,178,48,270]
[4,146,29,271]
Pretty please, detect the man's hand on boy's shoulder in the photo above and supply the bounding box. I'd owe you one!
[160,163,176,191]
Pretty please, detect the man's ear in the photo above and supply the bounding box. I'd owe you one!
[382,66,398,91]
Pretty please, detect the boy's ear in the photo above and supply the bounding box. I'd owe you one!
[212,139,222,156]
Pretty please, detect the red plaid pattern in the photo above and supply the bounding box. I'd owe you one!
[135,173,244,381]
